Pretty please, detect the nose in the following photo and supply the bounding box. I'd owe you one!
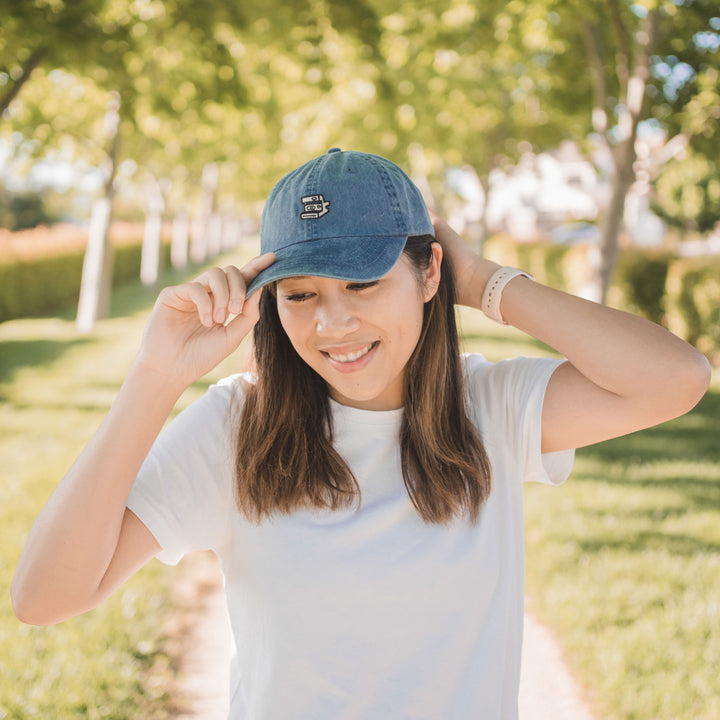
[314,295,361,338]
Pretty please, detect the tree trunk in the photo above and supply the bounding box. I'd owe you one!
[594,173,631,304]
[76,92,120,332]
[190,163,219,264]
[140,178,165,286]
[583,8,656,304]
[76,197,114,332]
[468,169,489,255]
[206,212,222,258]
[592,133,637,304]
[171,207,189,270]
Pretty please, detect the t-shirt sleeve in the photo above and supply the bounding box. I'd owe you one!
[126,376,240,565]
[464,354,574,486]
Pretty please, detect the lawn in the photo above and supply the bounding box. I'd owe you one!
[1,258,717,718]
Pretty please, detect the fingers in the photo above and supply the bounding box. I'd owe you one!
[191,267,231,326]
[223,289,263,348]
[191,252,275,327]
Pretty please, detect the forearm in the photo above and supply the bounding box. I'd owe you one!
[468,258,710,415]
[12,361,184,620]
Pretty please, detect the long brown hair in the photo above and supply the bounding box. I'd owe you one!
[233,235,491,524]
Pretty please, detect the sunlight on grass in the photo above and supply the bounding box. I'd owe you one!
[524,385,720,720]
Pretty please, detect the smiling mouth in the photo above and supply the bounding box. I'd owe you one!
[325,342,378,363]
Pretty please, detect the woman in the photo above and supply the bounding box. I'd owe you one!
[12,149,710,719]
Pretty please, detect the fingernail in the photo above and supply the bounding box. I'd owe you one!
[229,300,242,314]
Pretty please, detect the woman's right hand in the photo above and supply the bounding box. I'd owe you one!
[135,252,275,388]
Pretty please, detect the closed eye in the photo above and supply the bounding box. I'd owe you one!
[282,292,314,302]
[347,281,378,291]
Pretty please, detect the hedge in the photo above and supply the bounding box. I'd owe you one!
[0,241,171,323]
[613,249,673,326]
[483,236,720,363]
[665,258,720,360]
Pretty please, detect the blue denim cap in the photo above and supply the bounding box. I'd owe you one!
[246,148,434,296]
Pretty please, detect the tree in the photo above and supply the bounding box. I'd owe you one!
[538,0,720,301]
[0,0,134,115]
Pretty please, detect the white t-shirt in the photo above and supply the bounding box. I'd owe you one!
[127,354,574,719]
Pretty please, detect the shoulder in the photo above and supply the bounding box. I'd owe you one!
[201,372,254,409]
[463,353,564,386]
[163,373,254,440]
[462,353,566,417]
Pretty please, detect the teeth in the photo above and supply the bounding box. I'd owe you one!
[327,343,374,363]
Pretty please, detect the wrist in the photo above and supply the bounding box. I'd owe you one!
[480,266,535,324]
[126,356,189,403]
[460,257,502,309]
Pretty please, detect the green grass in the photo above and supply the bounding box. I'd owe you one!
[0,243,259,719]
[459,309,720,720]
[2,268,717,718]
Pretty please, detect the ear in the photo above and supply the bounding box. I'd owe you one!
[422,242,443,302]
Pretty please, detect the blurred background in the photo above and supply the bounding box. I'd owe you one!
[1,0,719,338]
[1,2,719,719]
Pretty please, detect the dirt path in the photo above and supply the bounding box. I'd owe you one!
[168,552,597,720]
[165,551,230,720]
[519,608,597,719]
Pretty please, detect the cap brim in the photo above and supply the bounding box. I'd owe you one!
[246,235,408,296]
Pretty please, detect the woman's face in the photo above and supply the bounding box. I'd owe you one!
[276,246,441,411]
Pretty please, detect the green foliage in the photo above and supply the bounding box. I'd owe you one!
[666,257,720,360]
[615,249,672,326]
[0,251,85,322]
[652,152,720,234]
[0,241,171,323]
[483,236,578,293]
[0,186,59,230]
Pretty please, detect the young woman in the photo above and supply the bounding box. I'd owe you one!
[12,149,710,719]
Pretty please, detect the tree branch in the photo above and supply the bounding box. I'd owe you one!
[627,9,656,121]
[606,0,631,102]
[582,19,609,135]
[0,46,46,116]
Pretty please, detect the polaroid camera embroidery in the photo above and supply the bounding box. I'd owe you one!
[300,194,330,219]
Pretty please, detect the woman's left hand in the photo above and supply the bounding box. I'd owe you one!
[428,210,499,308]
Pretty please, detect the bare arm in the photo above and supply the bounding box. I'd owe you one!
[431,214,711,453]
[11,255,274,625]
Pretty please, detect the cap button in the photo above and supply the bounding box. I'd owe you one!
[327,147,342,153]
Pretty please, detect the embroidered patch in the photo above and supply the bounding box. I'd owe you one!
[300,194,330,219]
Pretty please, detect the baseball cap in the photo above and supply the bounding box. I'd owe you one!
[246,148,434,296]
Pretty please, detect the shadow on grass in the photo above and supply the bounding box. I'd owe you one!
[574,473,720,513]
[577,528,720,557]
[563,387,720,559]
[0,337,92,387]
